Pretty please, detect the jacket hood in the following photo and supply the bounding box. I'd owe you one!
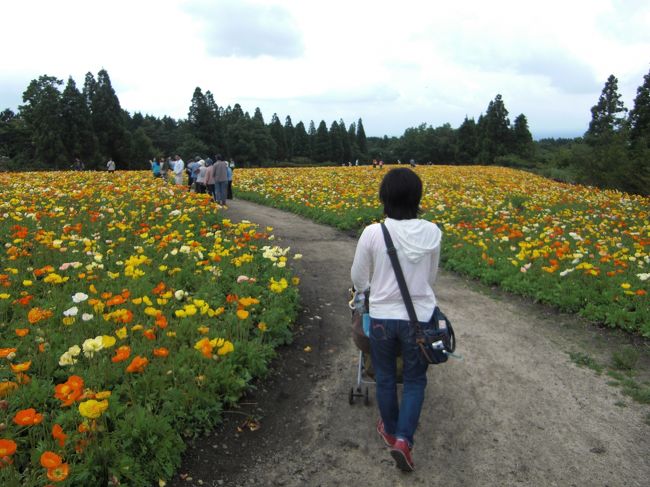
[384,218,441,263]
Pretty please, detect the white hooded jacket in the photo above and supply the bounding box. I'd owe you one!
[351,218,442,322]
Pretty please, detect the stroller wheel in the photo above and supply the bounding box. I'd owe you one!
[364,387,370,406]
[349,387,354,405]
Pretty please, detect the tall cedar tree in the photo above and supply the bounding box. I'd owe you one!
[20,75,67,167]
[479,94,511,163]
[356,118,367,156]
[188,87,218,156]
[313,120,330,162]
[512,114,534,158]
[347,122,358,161]
[205,91,224,155]
[284,116,295,160]
[60,77,97,165]
[293,121,309,157]
[269,113,287,161]
[90,69,130,166]
[308,120,317,158]
[339,119,352,162]
[629,68,650,145]
[457,116,479,163]
[329,120,344,163]
[586,74,627,143]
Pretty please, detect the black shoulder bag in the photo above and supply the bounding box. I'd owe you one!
[380,222,455,364]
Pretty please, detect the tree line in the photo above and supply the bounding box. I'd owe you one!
[0,68,648,194]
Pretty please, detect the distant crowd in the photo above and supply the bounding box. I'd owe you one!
[150,155,235,206]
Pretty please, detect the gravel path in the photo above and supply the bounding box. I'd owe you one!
[168,199,649,487]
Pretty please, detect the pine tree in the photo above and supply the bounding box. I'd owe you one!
[478,94,511,163]
[253,107,265,125]
[293,121,309,158]
[586,74,627,144]
[308,120,317,159]
[205,91,223,154]
[313,120,330,162]
[90,69,130,165]
[457,116,478,163]
[20,75,67,168]
[329,120,344,163]
[347,122,358,161]
[339,119,352,162]
[82,72,96,109]
[188,87,218,155]
[60,77,97,165]
[511,114,534,158]
[284,116,295,161]
[356,118,367,156]
[629,68,650,145]
[269,113,287,161]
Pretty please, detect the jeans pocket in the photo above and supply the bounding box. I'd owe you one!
[370,319,389,341]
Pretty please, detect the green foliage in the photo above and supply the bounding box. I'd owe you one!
[20,75,67,168]
[313,120,330,162]
[269,113,287,161]
[629,68,650,143]
[569,351,604,374]
[586,74,627,142]
[611,347,640,371]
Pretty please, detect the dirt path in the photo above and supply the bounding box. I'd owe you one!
[169,199,649,487]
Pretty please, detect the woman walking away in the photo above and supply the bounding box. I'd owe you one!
[350,168,442,472]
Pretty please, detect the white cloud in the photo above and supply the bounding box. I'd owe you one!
[0,0,648,138]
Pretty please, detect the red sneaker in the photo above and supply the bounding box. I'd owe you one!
[390,438,415,472]
[376,419,396,447]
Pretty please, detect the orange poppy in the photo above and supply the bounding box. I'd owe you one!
[52,424,67,448]
[0,348,17,358]
[27,307,53,324]
[10,361,31,373]
[142,329,156,340]
[152,282,166,295]
[33,265,54,278]
[40,451,62,469]
[15,328,30,337]
[0,439,17,457]
[125,355,149,373]
[105,295,126,307]
[13,407,44,426]
[111,345,131,363]
[54,376,85,407]
[155,313,168,329]
[47,463,69,482]
[153,347,169,358]
[13,294,33,307]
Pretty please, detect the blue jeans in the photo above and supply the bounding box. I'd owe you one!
[215,181,228,203]
[369,318,429,447]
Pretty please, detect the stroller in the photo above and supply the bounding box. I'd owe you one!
[348,289,404,405]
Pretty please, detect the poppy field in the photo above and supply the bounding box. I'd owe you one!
[235,165,649,336]
[0,172,300,486]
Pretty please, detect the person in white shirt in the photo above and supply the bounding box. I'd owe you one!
[350,167,441,473]
[173,155,185,185]
[106,159,116,172]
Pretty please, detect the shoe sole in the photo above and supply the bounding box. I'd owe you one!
[390,449,414,472]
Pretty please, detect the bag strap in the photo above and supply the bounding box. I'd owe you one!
[380,222,419,325]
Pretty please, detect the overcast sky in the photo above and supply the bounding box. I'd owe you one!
[1,0,649,139]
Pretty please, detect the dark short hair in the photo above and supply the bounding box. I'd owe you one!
[379,168,422,220]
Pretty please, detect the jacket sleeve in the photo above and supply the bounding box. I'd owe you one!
[428,237,441,287]
[351,227,372,292]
